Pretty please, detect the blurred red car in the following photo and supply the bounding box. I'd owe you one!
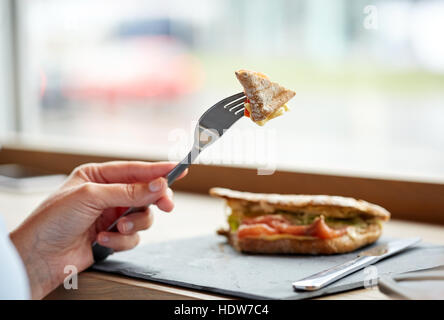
[62,35,203,104]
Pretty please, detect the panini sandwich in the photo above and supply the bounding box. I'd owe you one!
[210,188,390,254]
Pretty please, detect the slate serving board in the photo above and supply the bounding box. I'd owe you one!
[92,235,444,299]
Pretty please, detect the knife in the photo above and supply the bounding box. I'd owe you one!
[292,237,421,291]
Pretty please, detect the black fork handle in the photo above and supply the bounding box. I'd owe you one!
[166,151,194,185]
[92,151,196,262]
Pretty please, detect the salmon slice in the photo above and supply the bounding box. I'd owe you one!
[237,223,277,238]
[237,215,347,239]
[242,214,289,228]
[304,216,347,239]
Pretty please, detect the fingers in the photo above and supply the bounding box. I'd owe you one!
[155,188,175,212]
[96,232,140,251]
[72,161,189,184]
[72,177,168,213]
[116,207,154,235]
[96,207,154,252]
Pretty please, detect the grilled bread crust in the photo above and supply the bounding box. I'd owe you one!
[210,188,390,221]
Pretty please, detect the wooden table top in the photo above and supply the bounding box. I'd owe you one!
[1,189,443,300]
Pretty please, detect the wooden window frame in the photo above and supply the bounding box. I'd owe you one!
[1,145,443,225]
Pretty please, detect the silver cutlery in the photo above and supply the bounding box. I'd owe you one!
[292,237,421,291]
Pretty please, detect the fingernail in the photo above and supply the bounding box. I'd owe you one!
[100,235,109,243]
[167,188,173,200]
[149,179,162,192]
[123,221,134,232]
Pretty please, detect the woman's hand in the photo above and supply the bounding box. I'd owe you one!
[10,161,186,299]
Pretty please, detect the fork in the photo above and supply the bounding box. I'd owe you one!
[92,92,246,261]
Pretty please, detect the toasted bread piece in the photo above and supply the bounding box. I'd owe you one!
[210,187,390,221]
[219,222,382,255]
[235,70,295,122]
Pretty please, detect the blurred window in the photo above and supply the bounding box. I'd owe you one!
[0,1,14,137]
[3,0,444,182]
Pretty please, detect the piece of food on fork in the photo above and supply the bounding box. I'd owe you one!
[235,69,295,126]
[210,188,390,255]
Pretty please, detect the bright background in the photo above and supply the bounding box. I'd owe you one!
[1,0,444,182]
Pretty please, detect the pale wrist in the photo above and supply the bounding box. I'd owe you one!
[10,227,59,299]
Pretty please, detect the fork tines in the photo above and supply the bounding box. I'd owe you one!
[223,92,246,115]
